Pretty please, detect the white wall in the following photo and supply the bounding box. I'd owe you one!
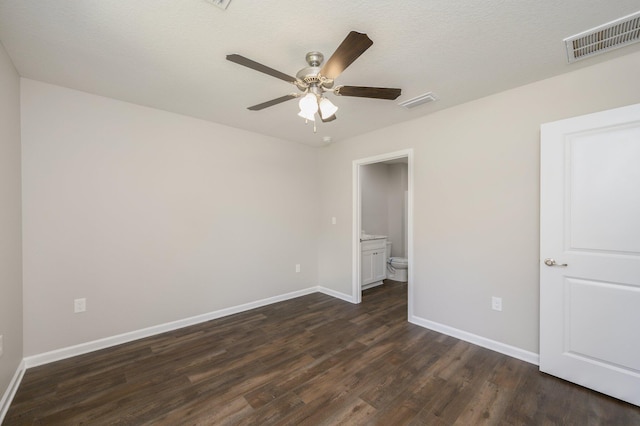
[360,163,389,236]
[387,163,408,257]
[0,42,22,399]
[361,162,407,257]
[318,50,640,353]
[21,80,320,356]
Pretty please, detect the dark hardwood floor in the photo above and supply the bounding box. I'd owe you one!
[5,281,640,425]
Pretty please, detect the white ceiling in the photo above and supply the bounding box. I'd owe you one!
[1,1,639,146]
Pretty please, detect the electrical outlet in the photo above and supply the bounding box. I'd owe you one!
[491,296,502,312]
[74,298,87,313]
[0,335,3,357]
[331,217,337,225]
[295,264,301,273]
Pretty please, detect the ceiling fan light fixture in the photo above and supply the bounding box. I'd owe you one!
[298,110,316,121]
[319,97,338,120]
[298,93,318,116]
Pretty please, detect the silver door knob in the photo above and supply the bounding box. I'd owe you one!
[544,258,568,267]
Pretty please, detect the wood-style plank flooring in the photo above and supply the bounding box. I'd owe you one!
[5,281,640,425]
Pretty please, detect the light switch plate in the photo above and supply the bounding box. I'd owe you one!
[491,296,502,311]
[74,298,87,313]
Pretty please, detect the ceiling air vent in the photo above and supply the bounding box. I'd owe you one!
[205,0,231,10]
[564,11,640,63]
[398,92,438,109]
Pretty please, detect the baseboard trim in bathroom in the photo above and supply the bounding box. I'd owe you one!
[409,314,540,366]
[23,286,322,369]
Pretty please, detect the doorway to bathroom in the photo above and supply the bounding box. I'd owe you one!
[352,149,413,316]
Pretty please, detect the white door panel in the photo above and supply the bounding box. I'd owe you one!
[569,127,640,253]
[565,278,640,371]
[540,103,640,407]
[361,250,374,285]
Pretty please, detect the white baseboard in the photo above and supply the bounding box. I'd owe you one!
[0,359,25,424]
[317,286,355,303]
[409,314,539,365]
[24,286,320,369]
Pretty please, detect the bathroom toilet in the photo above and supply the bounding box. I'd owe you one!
[386,242,408,282]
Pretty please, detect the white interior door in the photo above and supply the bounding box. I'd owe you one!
[540,103,640,407]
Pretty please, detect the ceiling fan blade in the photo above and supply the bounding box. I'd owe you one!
[247,94,297,111]
[321,114,337,123]
[335,86,401,100]
[226,54,296,84]
[320,31,373,80]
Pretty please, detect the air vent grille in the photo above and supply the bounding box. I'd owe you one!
[205,0,231,10]
[564,11,640,63]
[398,92,438,109]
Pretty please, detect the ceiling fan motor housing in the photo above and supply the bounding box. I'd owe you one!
[296,51,334,90]
[296,66,321,84]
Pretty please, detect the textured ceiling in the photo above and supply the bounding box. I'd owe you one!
[1,1,639,146]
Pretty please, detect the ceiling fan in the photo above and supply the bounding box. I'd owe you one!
[226,31,401,128]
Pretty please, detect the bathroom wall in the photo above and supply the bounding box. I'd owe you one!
[0,41,23,403]
[361,162,408,257]
[387,163,408,257]
[317,50,640,354]
[21,79,320,356]
[360,163,388,236]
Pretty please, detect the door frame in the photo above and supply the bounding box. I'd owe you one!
[352,149,414,316]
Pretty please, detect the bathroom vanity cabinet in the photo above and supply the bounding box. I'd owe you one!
[361,238,387,289]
